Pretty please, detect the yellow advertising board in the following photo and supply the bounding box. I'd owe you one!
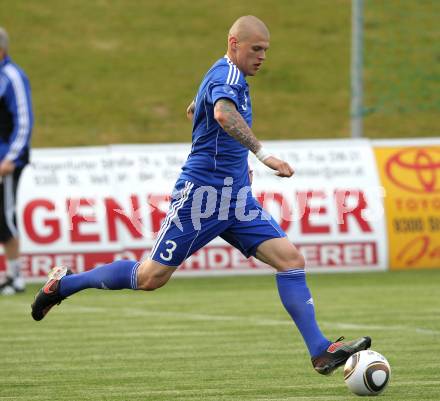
[374,145,440,270]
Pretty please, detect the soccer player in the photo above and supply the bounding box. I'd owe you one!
[31,16,371,375]
[0,27,33,295]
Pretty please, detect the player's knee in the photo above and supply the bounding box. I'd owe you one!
[276,249,305,271]
[291,252,305,269]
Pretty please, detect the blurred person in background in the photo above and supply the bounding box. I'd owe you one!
[0,27,33,295]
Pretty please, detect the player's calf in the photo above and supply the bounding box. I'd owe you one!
[136,260,176,291]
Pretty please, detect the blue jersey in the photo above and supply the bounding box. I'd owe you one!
[180,55,252,192]
[0,55,33,167]
[151,57,286,266]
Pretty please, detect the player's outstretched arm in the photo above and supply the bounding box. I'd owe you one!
[214,98,294,177]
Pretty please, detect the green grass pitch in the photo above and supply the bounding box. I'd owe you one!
[1,270,440,400]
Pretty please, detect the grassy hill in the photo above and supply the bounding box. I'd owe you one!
[3,0,439,147]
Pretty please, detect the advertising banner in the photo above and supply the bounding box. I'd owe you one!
[250,140,387,273]
[2,140,387,279]
[373,139,440,270]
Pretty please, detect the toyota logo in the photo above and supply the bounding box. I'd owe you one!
[385,148,440,194]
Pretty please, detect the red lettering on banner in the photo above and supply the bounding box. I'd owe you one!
[396,235,440,266]
[334,190,372,233]
[182,247,263,270]
[256,191,291,231]
[28,255,53,276]
[183,249,207,270]
[20,253,103,277]
[344,243,369,265]
[297,191,330,234]
[148,194,170,235]
[395,197,440,212]
[300,245,319,266]
[67,199,100,242]
[113,250,139,261]
[207,247,231,269]
[298,242,377,267]
[321,245,341,265]
[230,248,252,268]
[105,196,143,241]
[5,242,379,277]
[24,200,60,244]
[24,254,85,277]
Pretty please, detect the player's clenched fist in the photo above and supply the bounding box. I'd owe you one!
[263,156,294,177]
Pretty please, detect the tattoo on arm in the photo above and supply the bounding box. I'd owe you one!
[215,99,261,154]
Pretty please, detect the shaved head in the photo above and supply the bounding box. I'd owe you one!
[228,15,270,42]
[226,16,270,76]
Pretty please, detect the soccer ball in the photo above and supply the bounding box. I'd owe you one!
[344,350,391,396]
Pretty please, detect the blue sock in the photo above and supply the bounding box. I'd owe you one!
[59,260,140,298]
[276,269,331,358]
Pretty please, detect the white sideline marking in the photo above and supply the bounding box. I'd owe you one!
[320,321,440,335]
[256,398,348,401]
[137,395,344,401]
[65,305,440,335]
[3,300,439,335]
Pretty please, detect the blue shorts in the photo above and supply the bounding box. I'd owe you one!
[150,179,286,267]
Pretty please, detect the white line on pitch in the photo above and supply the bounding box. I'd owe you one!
[68,305,440,335]
[3,300,439,335]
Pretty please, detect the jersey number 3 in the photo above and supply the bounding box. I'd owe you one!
[160,240,177,262]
